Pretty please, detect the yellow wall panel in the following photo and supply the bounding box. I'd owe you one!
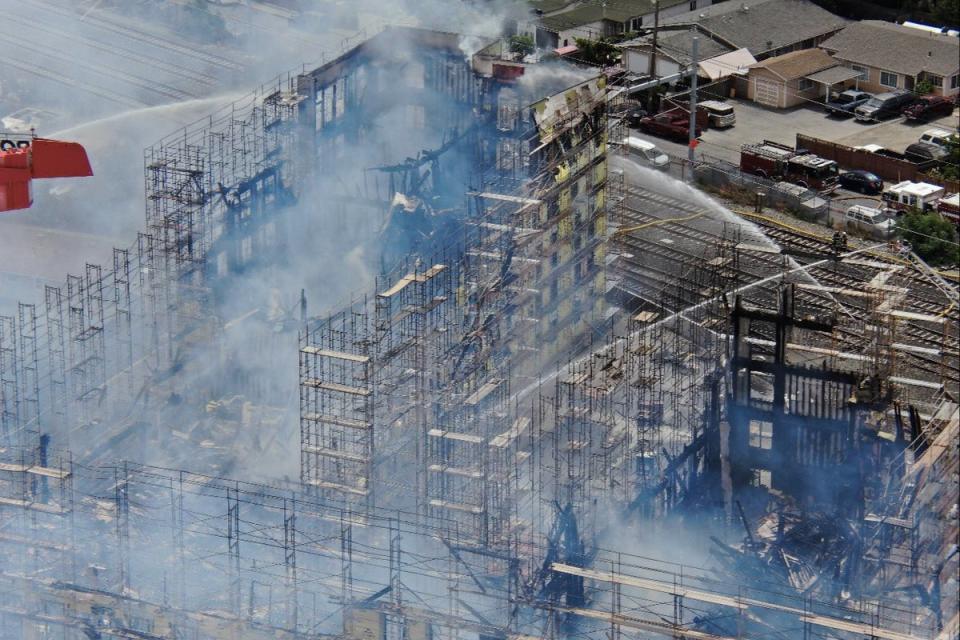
[594,215,607,237]
[594,244,606,263]
[594,160,607,185]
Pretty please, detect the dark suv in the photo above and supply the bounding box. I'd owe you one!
[854,90,917,122]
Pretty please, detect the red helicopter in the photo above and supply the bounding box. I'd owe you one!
[0,134,93,213]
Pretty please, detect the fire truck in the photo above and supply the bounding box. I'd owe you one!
[740,140,839,192]
[1,134,93,213]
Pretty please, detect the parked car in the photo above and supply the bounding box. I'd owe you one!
[853,141,939,169]
[621,136,670,169]
[699,100,736,128]
[838,170,883,194]
[903,95,955,122]
[919,128,959,150]
[824,90,872,116]
[904,142,948,162]
[637,112,702,142]
[845,205,896,237]
[854,91,917,122]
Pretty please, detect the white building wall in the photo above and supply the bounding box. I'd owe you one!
[624,49,681,77]
[557,21,613,47]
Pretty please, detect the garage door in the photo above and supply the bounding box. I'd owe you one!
[754,78,781,107]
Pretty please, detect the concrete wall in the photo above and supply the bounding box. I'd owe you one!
[556,20,615,48]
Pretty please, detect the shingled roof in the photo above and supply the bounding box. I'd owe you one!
[619,28,734,65]
[659,0,848,56]
[820,21,960,78]
[540,0,688,32]
[748,48,837,80]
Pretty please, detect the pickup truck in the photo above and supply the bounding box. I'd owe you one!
[903,95,955,122]
[637,112,702,143]
[824,90,872,116]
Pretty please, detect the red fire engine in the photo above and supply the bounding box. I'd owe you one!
[740,140,839,192]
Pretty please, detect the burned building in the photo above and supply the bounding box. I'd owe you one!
[0,24,957,640]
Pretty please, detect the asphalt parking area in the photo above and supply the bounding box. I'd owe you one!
[633,98,959,166]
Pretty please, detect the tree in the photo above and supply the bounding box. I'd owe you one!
[930,0,960,27]
[573,37,620,67]
[914,79,934,95]
[510,34,536,58]
[897,209,960,266]
[934,139,960,181]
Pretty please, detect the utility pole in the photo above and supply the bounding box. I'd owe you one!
[647,0,660,113]
[688,31,699,169]
[647,0,660,79]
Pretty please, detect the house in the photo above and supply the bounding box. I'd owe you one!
[655,0,848,61]
[746,48,840,108]
[533,0,714,50]
[618,26,736,78]
[819,21,960,98]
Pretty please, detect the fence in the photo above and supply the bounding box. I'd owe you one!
[690,154,830,224]
[797,133,960,193]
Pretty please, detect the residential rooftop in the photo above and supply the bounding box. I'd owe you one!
[659,0,849,56]
[820,21,960,78]
[748,47,837,79]
[539,0,688,32]
[618,26,735,64]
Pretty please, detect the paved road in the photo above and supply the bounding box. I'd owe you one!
[0,0,246,117]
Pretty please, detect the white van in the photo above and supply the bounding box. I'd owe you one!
[622,136,670,169]
[845,205,895,237]
[699,100,736,128]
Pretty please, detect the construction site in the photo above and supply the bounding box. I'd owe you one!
[0,24,958,640]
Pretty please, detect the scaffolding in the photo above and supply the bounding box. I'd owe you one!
[0,26,956,640]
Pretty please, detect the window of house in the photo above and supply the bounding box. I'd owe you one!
[880,71,898,88]
[689,0,697,10]
[850,64,868,80]
[749,419,773,449]
[952,74,959,89]
[798,78,815,91]
[630,16,643,31]
[928,74,943,87]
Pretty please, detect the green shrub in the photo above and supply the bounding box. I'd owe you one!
[897,209,960,266]
[510,34,535,57]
